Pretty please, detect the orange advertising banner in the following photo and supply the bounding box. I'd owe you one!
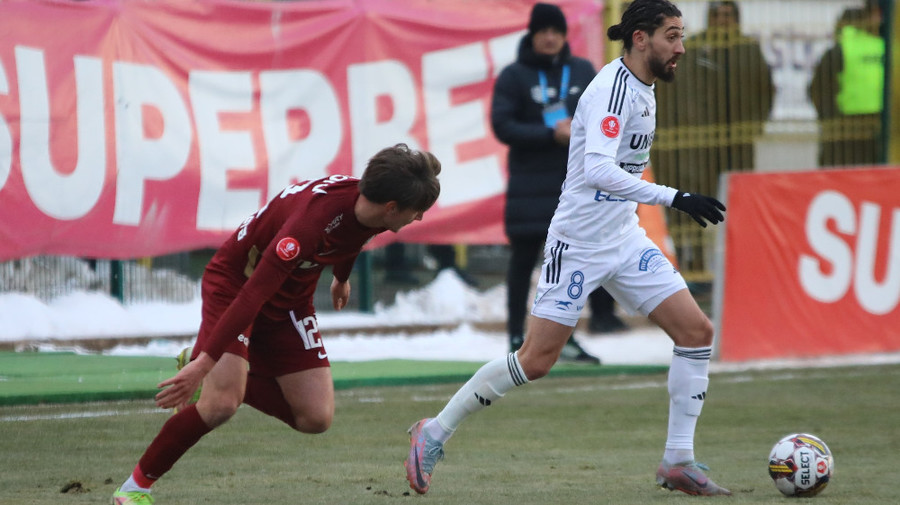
[719,167,900,361]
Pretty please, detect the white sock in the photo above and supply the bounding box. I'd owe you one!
[424,417,453,442]
[119,475,152,494]
[663,346,711,465]
[430,352,528,441]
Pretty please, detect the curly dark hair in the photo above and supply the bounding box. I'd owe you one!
[607,0,682,50]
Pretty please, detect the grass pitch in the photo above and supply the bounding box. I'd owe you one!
[1,363,898,504]
[0,352,666,405]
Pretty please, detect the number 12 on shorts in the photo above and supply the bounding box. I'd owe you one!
[290,311,323,350]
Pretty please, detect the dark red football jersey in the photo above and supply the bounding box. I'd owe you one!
[200,175,385,360]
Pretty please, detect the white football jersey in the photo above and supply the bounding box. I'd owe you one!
[548,57,678,247]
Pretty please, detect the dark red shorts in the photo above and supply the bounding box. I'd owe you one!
[193,278,330,378]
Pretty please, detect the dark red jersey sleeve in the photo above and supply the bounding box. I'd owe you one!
[202,253,292,361]
[332,256,358,283]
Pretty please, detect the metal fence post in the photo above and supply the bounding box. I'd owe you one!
[356,251,373,313]
[110,259,124,303]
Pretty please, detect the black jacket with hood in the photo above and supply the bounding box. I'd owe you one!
[491,35,596,239]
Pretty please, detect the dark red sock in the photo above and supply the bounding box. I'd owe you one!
[243,372,296,428]
[135,404,213,486]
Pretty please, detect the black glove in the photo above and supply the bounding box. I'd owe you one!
[671,191,726,228]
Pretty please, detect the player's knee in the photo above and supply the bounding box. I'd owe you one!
[524,363,552,381]
[681,317,714,348]
[518,352,553,380]
[698,317,715,345]
[198,398,241,427]
[292,411,333,434]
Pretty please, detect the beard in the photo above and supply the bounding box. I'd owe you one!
[650,54,676,82]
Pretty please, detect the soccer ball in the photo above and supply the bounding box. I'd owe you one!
[768,433,834,497]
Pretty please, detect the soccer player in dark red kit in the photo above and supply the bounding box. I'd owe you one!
[113,143,441,505]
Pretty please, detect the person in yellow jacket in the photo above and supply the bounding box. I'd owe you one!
[810,0,885,167]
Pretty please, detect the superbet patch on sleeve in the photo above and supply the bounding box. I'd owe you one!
[275,237,300,261]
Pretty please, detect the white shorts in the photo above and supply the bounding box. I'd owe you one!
[531,230,687,327]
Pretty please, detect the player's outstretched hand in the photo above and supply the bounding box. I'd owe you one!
[156,353,213,409]
[671,191,726,227]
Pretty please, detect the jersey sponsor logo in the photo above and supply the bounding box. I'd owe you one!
[619,161,648,174]
[238,334,249,347]
[629,131,654,150]
[325,213,343,234]
[601,116,620,138]
[276,237,300,261]
[594,190,627,202]
[638,248,669,273]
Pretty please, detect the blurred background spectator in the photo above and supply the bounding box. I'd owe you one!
[810,0,885,167]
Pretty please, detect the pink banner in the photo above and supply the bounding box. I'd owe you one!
[0,0,604,260]
[719,167,900,361]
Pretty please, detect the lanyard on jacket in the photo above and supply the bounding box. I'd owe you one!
[538,65,570,105]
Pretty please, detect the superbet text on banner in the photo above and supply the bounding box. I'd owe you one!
[719,167,900,361]
[0,0,605,260]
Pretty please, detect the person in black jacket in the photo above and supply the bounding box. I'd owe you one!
[491,3,625,363]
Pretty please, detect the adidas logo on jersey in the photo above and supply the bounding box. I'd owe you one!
[641,107,651,117]
[691,392,707,401]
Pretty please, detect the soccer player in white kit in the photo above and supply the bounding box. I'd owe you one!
[405,0,730,496]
